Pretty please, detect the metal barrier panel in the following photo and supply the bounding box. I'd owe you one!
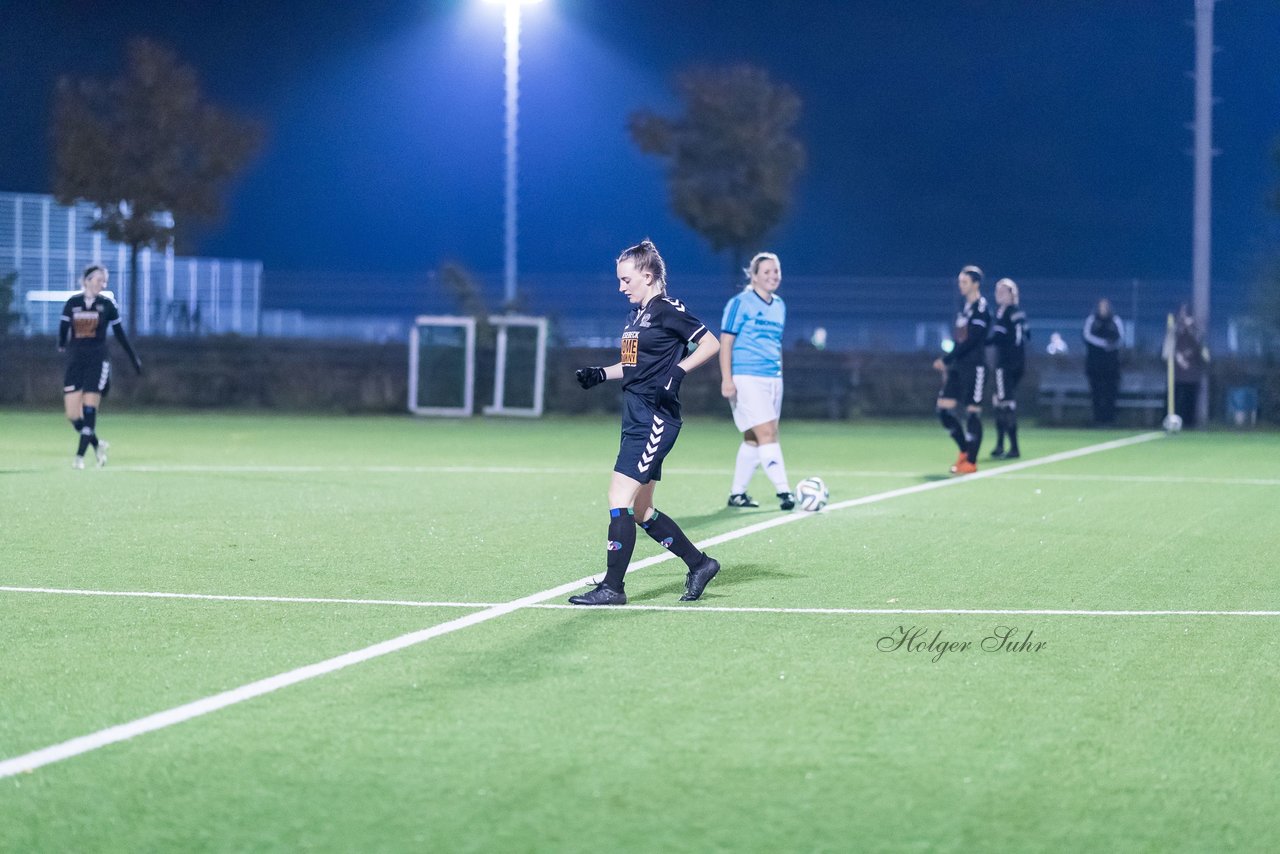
[0,191,261,337]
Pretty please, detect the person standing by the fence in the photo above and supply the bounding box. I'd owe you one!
[988,278,1028,458]
[719,251,795,510]
[1162,303,1209,428]
[58,264,142,469]
[933,265,989,474]
[1083,298,1124,425]
[570,239,723,605]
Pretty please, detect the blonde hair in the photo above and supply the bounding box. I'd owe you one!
[744,252,780,282]
[996,277,1019,303]
[960,265,983,285]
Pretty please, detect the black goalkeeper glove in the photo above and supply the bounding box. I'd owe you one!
[576,366,606,390]
[655,365,685,410]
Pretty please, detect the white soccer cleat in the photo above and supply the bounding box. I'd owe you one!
[95,439,110,468]
[72,456,85,470]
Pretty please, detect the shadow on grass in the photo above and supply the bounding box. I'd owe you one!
[670,506,785,531]
[628,562,798,603]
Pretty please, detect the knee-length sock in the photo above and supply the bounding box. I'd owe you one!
[731,442,759,495]
[639,510,703,569]
[602,508,636,591]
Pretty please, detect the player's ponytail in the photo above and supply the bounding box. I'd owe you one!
[617,239,667,294]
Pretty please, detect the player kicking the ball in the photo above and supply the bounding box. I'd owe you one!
[570,239,722,606]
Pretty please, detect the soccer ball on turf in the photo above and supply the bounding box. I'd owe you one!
[795,476,829,512]
[1162,413,1183,434]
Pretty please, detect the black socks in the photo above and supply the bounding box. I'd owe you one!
[602,508,636,591]
[72,408,100,458]
[965,411,983,463]
[639,510,702,569]
[938,409,966,451]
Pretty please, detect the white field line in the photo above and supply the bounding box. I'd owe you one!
[531,604,1280,617]
[25,462,1280,487]
[5,586,1274,618]
[0,431,1162,779]
[0,586,486,609]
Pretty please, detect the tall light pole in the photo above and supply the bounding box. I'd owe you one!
[1190,0,1216,427]
[489,0,541,308]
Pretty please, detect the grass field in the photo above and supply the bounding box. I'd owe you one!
[1,409,1278,852]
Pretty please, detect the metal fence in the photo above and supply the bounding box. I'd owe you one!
[261,269,1253,355]
[0,191,262,337]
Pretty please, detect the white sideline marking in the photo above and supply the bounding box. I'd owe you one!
[6,587,1276,619]
[0,432,1162,779]
[0,586,486,609]
[1001,473,1280,486]
[531,604,1280,617]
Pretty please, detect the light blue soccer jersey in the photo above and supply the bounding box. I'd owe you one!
[721,288,786,377]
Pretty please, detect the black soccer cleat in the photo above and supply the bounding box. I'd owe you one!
[727,493,759,508]
[1004,449,1021,459]
[777,492,796,511]
[990,447,1006,459]
[680,555,721,601]
[568,583,627,606]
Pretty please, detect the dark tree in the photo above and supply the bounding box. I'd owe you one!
[630,64,805,281]
[52,38,262,331]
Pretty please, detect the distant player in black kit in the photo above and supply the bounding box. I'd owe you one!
[932,266,989,475]
[58,265,142,469]
[570,239,722,605]
[988,277,1028,459]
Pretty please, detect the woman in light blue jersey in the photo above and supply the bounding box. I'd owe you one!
[718,252,794,510]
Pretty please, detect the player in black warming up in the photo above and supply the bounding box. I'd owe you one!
[988,277,1028,459]
[932,265,989,475]
[58,265,142,469]
[570,239,722,605]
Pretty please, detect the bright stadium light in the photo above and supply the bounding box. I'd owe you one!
[486,0,543,307]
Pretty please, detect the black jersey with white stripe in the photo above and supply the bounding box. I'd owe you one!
[943,295,990,368]
[59,293,121,354]
[988,303,1028,370]
[619,294,709,399]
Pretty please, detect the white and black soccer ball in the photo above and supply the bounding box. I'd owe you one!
[795,476,829,512]
[1163,413,1183,434]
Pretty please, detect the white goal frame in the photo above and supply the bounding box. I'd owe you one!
[408,315,476,417]
[408,314,547,418]
[483,315,548,418]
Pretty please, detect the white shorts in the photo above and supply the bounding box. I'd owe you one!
[729,375,783,432]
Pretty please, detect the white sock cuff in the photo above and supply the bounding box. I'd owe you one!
[732,442,760,494]
[757,442,790,492]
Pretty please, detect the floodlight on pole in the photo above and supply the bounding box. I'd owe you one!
[486,0,542,308]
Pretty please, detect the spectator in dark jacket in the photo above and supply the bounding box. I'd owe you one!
[1083,298,1124,424]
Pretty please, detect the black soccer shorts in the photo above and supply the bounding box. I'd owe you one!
[993,366,1024,406]
[940,363,984,407]
[614,393,682,484]
[63,355,111,395]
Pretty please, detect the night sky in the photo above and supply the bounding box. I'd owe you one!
[3,0,1279,290]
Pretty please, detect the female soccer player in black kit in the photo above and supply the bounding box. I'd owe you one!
[989,277,1028,458]
[58,265,142,468]
[570,240,722,606]
[932,266,989,475]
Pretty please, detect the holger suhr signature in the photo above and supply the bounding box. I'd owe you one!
[877,625,1047,663]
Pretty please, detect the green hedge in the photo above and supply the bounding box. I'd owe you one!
[2,337,1275,424]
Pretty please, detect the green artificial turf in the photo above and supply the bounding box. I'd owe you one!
[1,410,1277,852]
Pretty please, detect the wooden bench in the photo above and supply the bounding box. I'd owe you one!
[1037,369,1166,424]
